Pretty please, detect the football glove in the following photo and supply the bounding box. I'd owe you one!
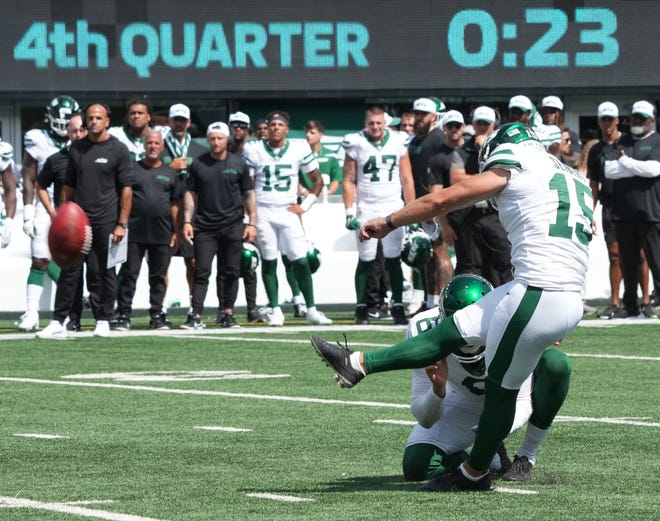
[23,204,36,238]
[1,217,12,248]
[345,215,360,231]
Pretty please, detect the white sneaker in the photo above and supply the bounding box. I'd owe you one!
[268,307,285,327]
[35,320,67,340]
[307,308,332,325]
[93,320,110,337]
[17,310,39,332]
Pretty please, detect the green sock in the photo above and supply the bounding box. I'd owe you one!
[261,259,279,308]
[354,259,373,304]
[466,379,519,471]
[385,256,404,303]
[46,261,61,283]
[530,348,571,429]
[27,268,46,286]
[292,258,314,307]
[412,268,425,290]
[363,315,466,373]
[282,255,301,297]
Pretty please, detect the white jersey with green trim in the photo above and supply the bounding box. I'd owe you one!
[24,129,65,174]
[243,139,318,206]
[108,126,146,161]
[484,143,591,291]
[342,129,408,205]
[0,140,14,172]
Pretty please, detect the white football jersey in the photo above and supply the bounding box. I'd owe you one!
[0,140,14,172]
[243,139,318,206]
[484,143,591,291]
[24,129,65,174]
[342,129,408,205]
[108,126,145,161]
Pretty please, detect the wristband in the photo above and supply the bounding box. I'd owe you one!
[385,214,396,230]
[183,221,192,225]
[299,193,317,212]
[245,223,257,228]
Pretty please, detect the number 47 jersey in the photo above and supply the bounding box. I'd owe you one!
[485,142,592,291]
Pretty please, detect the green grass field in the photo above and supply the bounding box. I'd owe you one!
[0,315,659,520]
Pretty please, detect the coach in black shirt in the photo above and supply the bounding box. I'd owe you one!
[113,131,179,330]
[61,104,134,337]
[181,121,256,329]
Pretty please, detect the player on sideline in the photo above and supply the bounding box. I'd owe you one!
[310,122,592,492]
[403,274,571,484]
[18,95,80,331]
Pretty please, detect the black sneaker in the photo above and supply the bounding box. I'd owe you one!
[293,303,307,318]
[611,307,642,319]
[391,304,409,325]
[355,305,369,325]
[598,304,619,319]
[110,315,130,331]
[310,335,364,388]
[220,312,241,329]
[367,307,381,320]
[641,302,657,318]
[180,315,205,330]
[66,320,81,332]
[502,455,533,482]
[149,313,171,330]
[421,468,492,492]
[247,308,264,323]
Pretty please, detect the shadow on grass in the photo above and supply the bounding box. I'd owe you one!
[243,474,422,495]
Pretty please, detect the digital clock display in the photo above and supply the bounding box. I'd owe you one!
[0,1,656,96]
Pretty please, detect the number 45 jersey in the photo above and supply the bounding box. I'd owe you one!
[484,142,592,291]
[243,139,319,206]
[342,129,408,205]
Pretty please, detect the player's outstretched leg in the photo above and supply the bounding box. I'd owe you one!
[310,335,364,388]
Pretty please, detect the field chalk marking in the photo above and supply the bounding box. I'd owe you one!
[246,493,313,502]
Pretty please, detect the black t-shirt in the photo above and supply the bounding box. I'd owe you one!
[65,136,134,225]
[129,161,178,244]
[37,147,71,208]
[407,127,446,199]
[427,143,459,188]
[610,132,660,221]
[455,136,480,176]
[186,151,253,230]
[586,139,615,207]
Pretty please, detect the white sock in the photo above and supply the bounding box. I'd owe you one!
[459,463,487,481]
[308,306,317,314]
[516,424,548,464]
[293,294,305,305]
[427,294,440,307]
[26,284,42,311]
[349,352,366,375]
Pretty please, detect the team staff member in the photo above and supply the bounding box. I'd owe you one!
[243,110,332,327]
[35,113,88,338]
[112,131,179,331]
[60,103,134,338]
[162,103,207,320]
[182,122,256,330]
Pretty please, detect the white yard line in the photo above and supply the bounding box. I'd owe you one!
[14,433,69,439]
[246,493,314,502]
[193,425,252,432]
[0,497,168,521]
[374,416,660,428]
[492,487,539,495]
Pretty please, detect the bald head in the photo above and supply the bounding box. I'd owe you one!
[143,130,164,165]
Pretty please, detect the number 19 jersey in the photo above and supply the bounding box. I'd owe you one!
[243,139,319,206]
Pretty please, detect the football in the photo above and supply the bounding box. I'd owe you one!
[48,202,93,269]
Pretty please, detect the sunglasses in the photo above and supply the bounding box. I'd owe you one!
[445,122,463,129]
[231,122,249,129]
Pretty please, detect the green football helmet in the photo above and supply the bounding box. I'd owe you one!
[402,230,432,268]
[307,243,321,274]
[45,95,80,137]
[478,122,541,172]
[240,243,260,277]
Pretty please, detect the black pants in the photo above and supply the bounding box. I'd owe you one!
[366,241,388,308]
[615,219,660,312]
[217,268,257,310]
[455,209,513,287]
[53,269,84,324]
[116,242,172,316]
[56,221,116,321]
[192,222,243,315]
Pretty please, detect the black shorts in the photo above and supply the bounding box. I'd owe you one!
[601,206,617,244]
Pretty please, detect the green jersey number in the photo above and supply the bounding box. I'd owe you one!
[363,154,397,182]
[548,172,593,245]
[262,164,293,192]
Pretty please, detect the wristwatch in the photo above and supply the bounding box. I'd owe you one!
[118,222,128,229]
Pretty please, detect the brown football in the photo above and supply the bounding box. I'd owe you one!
[48,202,92,269]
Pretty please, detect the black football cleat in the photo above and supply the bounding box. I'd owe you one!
[310,335,364,388]
[420,468,492,492]
[502,455,533,482]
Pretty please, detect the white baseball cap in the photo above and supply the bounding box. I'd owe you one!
[442,110,465,126]
[509,95,533,112]
[597,101,619,119]
[229,111,251,126]
[206,121,230,137]
[536,124,562,150]
[412,98,437,113]
[472,106,496,124]
[169,103,190,120]
[632,100,656,119]
[541,96,564,111]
